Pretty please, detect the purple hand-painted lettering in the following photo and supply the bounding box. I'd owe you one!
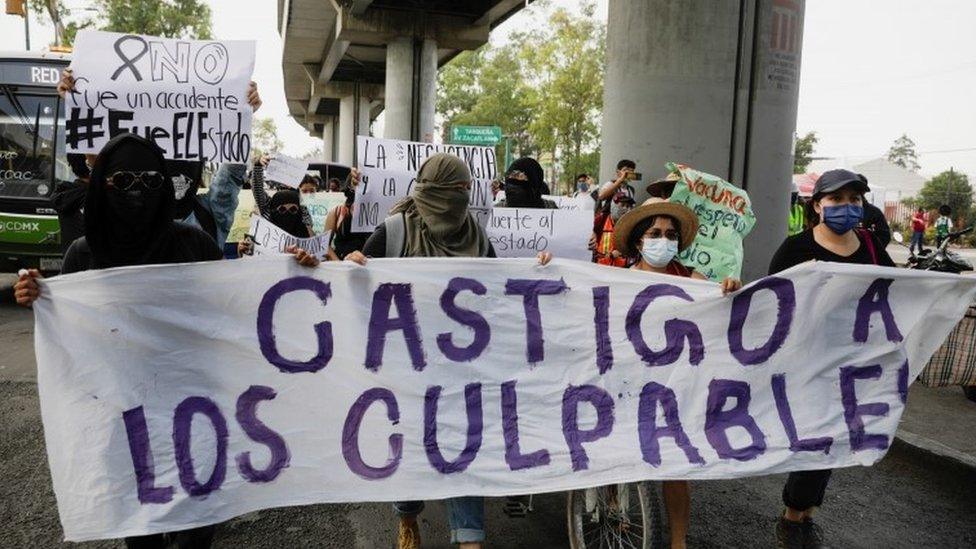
[592,286,614,374]
[341,388,403,479]
[501,380,551,470]
[437,278,491,362]
[122,406,174,504]
[771,374,832,454]
[637,382,705,466]
[504,278,569,363]
[172,396,228,497]
[853,279,904,343]
[625,284,704,366]
[562,385,615,471]
[424,384,483,474]
[704,379,767,461]
[235,385,290,483]
[727,277,795,366]
[897,360,909,404]
[365,283,426,371]
[257,277,333,373]
[839,365,890,452]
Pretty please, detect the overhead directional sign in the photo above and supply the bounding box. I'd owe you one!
[450,125,503,146]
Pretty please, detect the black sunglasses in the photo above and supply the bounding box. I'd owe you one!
[107,171,165,191]
[276,203,300,215]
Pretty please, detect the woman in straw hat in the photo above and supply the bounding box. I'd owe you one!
[613,197,741,549]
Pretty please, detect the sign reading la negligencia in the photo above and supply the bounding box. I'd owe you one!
[65,31,256,163]
[353,136,497,231]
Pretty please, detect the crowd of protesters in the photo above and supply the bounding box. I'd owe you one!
[9,68,920,549]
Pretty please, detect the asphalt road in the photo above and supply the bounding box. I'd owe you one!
[2,303,975,548]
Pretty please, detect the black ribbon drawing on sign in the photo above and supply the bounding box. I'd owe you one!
[111,35,150,81]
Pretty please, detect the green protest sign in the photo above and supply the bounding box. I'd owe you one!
[666,162,756,281]
[450,125,502,146]
[301,192,346,234]
[227,190,257,244]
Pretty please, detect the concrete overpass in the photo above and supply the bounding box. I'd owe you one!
[278,0,531,164]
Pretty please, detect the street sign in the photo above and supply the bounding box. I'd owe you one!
[450,125,502,145]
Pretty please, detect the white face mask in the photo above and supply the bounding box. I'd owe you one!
[641,237,679,268]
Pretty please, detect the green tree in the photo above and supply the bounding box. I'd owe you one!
[916,170,973,223]
[437,1,605,188]
[887,134,921,172]
[30,0,212,46]
[251,117,283,160]
[520,3,605,190]
[793,131,817,174]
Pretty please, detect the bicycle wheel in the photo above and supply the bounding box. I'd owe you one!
[566,482,665,549]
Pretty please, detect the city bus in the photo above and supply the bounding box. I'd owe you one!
[0,50,71,273]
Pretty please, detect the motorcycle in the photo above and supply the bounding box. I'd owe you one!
[892,226,974,273]
[893,226,976,402]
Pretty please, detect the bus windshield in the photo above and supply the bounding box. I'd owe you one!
[0,85,66,200]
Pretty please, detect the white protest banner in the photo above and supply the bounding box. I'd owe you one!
[65,30,255,163]
[543,194,596,212]
[264,155,309,188]
[488,207,593,261]
[353,136,497,231]
[301,192,347,234]
[247,215,330,259]
[34,260,976,541]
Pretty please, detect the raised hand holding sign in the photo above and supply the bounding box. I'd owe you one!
[65,30,256,163]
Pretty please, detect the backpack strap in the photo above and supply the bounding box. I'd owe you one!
[383,212,407,258]
[856,228,879,265]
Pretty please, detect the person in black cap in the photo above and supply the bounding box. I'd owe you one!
[768,168,894,549]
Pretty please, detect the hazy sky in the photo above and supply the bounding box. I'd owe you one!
[1,0,972,178]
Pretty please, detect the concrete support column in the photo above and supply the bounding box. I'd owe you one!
[338,95,356,165]
[322,118,335,163]
[418,38,438,143]
[384,36,414,140]
[598,0,804,281]
[358,95,371,139]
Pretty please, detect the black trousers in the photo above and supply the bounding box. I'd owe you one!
[782,469,832,511]
[124,525,216,549]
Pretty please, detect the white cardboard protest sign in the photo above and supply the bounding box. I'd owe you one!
[264,155,309,188]
[247,215,330,259]
[353,136,497,231]
[301,192,347,234]
[543,194,596,212]
[33,260,976,541]
[65,30,255,163]
[488,207,592,261]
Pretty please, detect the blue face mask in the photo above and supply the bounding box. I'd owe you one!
[822,204,863,234]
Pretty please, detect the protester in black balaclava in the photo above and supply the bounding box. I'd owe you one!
[73,133,224,271]
[497,157,557,209]
[268,189,312,238]
[51,153,92,254]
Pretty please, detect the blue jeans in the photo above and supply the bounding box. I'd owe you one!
[394,497,485,544]
[910,230,924,253]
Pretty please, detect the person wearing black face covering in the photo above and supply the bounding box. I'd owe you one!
[51,153,92,254]
[61,134,224,272]
[268,189,312,237]
[495,157,557,209]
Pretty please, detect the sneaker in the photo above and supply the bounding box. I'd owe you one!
[776,517,805,549]
[801,518,825,549]
[398,517,421,549]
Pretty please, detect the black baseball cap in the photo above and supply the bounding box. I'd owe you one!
[813,169,869,198]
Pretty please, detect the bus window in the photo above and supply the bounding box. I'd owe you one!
[0,88,63,199]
